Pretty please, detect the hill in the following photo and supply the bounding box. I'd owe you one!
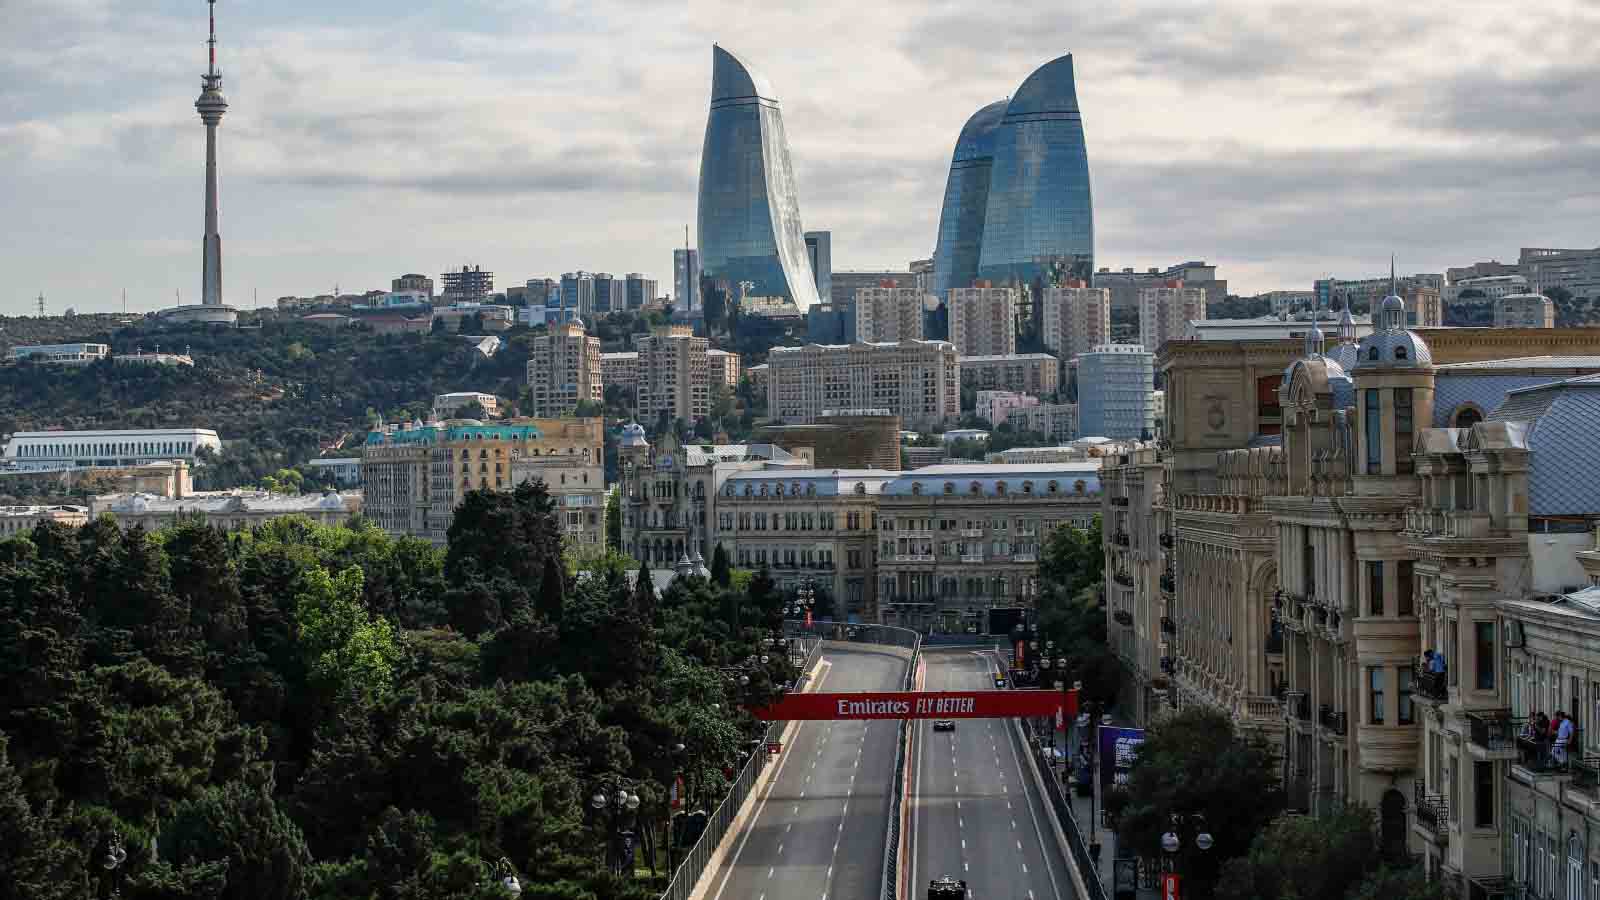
[0,319,540,489]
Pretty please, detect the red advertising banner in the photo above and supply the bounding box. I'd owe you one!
[752,689,1078,721]
[1161,873,1181,900]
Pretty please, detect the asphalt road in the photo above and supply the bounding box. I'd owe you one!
[703,642,910,900]
[909,649,1076,900]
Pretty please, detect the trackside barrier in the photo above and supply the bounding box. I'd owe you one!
[1021,718,1108,900]
[659,635,823,900]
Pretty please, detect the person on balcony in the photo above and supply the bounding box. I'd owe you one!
[1555,711,1574,768]
[1426,650,1446,675]
[1522,715,1543,742]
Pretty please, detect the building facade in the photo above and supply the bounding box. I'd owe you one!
[6,343,110,365]
[674,249,701,314]
[90,490,360,532]
[512,456,606,550]
[0,504,88,536]
[706,348,741,389]
[1042,285,1111,360]
[1006,402,1078,443]
[876,462,1102,632]
[1096,262,1229,313]
[625,273,657,310]
[434,391,501,419]
[958,353,1060,397]
[754,410,902,471]
[855,286,927,344]
[1138,283,1208,354]
[3,427,221,473]
[392,273,434,297]
[948,286,1018,357]
[635,325,710,423]
[804,231,832,302]
[1076,344,1153,439]
[527,322,603,417]
[601,351,638,391]
[977,390,1039,427]
[697,45,822,309]
[931,100,1008,298]
[1521,246,1600,301]
[767,341,959,429]
[1494,294,1556,329]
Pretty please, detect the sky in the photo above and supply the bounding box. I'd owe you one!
[2,0,1598,316]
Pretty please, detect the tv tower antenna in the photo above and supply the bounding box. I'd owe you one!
[196,0,229,308]
[36,292,45,317]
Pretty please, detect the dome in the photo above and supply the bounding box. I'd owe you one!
[620,422,649,449]
[318,492,346,510]
[1353,329,1433,370]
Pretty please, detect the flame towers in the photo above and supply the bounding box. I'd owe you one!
[696,45,821,310]
[933,54,1094,295]
[196,0,228,307]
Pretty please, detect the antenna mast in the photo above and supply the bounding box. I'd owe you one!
[36,292,45,317]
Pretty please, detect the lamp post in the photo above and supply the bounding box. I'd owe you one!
[590,782,642,876]
[494,857,523,896]
[1160,813,1213,898]
[1076,692,1112,865]
[99,832,128,898]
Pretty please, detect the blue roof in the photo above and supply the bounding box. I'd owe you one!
[1489,376,1600,516]
[881,462,1101,497]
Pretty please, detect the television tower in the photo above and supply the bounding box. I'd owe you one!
[196,0,228,306]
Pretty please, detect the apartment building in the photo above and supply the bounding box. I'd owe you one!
[1005,402,1078,443]
[1077,344,1153,440]
[434,391,500,419]
[767,341,959,429]
[635,325,710,424]
[1494,293,1556,329]
[1041,285,1111,360]
[512,455,606,550]
[948,286,1017,357]
[876,462,1102,632]
[1138,282,1208,354]
[1521,246,1600,301]
[601,351,638,390]
[977,390,1038,427]
[1095,261,1228,312]
[706,348,741,389]
[855,286,926,343]
[526,321,603,417]
[958,353,1060,397]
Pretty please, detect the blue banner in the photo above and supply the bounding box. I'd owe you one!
[1099,726,1146,791]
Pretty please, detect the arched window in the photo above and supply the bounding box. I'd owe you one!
[759,483,768,496]
[743,484,753,496]
[995,481,1007,495]
[1367,346,1380,361]
[944,482,955,494]
[1454,407,1483,429]
[970,481,982,495]
[911,482,922,495]
[774,483,784,497]
[1394,346,1408,360]
[725,483,735,497]
[1074,480,1086,494]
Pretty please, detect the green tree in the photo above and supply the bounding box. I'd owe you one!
[1104,707,1283,898]
[605,486,622,551]
[710,543,731,587]
[152,776,312,900]
[295,565,400,699]
[1214,804,1383,900]
[0,735,83,899]
[1344,866,1451,900]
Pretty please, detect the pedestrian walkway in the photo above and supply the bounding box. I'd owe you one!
[1036,711,1159,900]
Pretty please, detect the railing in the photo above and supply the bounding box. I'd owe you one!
[1242,695,1281,722]
[1466,709,1521,755]
[1284,690,1311,721]
[1413,660,1449,702]
[1113,610,1134,627]
[1012,552,1038,563]
[960,553,985,563]
[1516,725,1584,774]
[1412,779,1450,836]
[1022,718,1109,900]
[1319,705,1348,736]
[880,625,921,900]
[960,528,984,538]
[893,553,934,563]
[1110,496,1129,507]
[1113,571,1133,587]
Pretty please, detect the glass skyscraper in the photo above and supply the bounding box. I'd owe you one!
[930,99,1007,299]
[697,45,822,309]
[940,53,1093,291]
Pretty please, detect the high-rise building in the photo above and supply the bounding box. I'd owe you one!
[1494,293,1556,328]
[600,351,638,390]
[561,272,596,317]
[591,273,624,315]
[441,266,494,305]
[805,302,854,345]
[805,231,832,302]
[674,249,701,313]
[1093,262,1228,313]
[948,286,1017,357]
[931,100,1007,298]
[1137,282,1208,354]
[527,321,603,417]
[1313,272,1444,315]
[697,45,822,309]
[392,274,434,298]
[624,273,656,311]
[1521,246,1600,300]
[636,325,710,423]
[706,348,741,388]
[855,286,925,343]
[976,55,1094,287]
[831,271,914,306]
[909,258,935,295]
[1076,344,1153,439]
[958,354,1060,396]
[767,341,959,429]
[1041,285,1111,360]
[523,278,559,308]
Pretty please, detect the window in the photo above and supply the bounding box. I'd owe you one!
[1395,388,1414,475]
[1368,561,1384,616]
[1475,621,1495,691]
[1369,667,1386,724]
[1397,561,1414,617]
[1365,389,1382,474]
[1455,406,1484,429]
[943,482,955,494]
[1399,667,1414,724]
[1474,761,1494,827]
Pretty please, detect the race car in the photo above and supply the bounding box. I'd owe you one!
[932,719,955,732]
[928,876,968,899]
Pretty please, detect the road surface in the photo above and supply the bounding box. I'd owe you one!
[908,648,1076,900]
[703,642,909,900]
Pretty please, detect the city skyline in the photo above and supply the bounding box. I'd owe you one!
[2,0,1597,315]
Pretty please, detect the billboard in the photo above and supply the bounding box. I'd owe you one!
[752,689,1077,721]
[1099,726,1146,791]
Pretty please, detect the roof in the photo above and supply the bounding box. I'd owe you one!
[710,44,775,103]
[882,461,1102,497]
[958,353,1058,364]
[1435,356,1600,372]
[1006,53,1079,118]
[1487,376,1600,515]
[679,443,795,467]
[0,504,87,517]
[602,351,639,360]
[723,468,899,497]
[97,491,355,515]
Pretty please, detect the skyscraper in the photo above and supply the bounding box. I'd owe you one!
[196,0,228,307]
[674,249,700,313]
[696,45,822,309]
[930,100,1006,298]
[975,54,1094,288]
[805,231,832,301]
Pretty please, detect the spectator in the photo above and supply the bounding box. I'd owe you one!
[1555,711,1574,767]
[1428,650,1446,675]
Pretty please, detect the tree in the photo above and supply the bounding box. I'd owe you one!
[536,552,565,621]
[0,735,83,900]
[605,487,623,551]
[1214,804,1383,900]
[710,543,731,587]
[152,776,312,900]
[296,565,400,700]
[1344,866,1452,900]
[1104,708,1283,898]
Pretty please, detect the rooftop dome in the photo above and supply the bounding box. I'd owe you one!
[620,421,649,449]
[1354,289,1432,371]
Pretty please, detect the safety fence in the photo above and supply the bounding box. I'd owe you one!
[658,635,824,900]
[1021,718,1109,900]
[882,627,921,900]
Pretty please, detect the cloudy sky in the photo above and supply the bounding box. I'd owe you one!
[3,0,1597,315]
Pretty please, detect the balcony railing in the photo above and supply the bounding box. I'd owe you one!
[1011,552,1038,563]
[893,554,934,563]
[1113,570,1133,587]
[1160,616,1177,635]
[1284,690,1310,722]
[1516,726,1584,774]
[1242,695,1281,722]
[1412,780,1450,836]
[1112,531,1130,547]
[960,553,985,563]
[1404,508,1495,539]
[1160,572,1176,593]
[1110,497,1129,507]
[960,528,984,538]
[1413,659,1449,702]
[1319,705,1348,736]
[1466,710,1522,757]
[1113,610,1134,627]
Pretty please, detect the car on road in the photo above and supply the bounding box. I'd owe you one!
[928,876,968,899]
[932,719,955,732]
[993,675,1006,687]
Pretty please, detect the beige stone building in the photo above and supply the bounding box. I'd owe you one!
[513,455,606,550]
[948,286,1017,357]
[0,504,88,535]
[767,341,959,429]
[1494,293,1556,329]
[526,322,602,417]
[856,286,926,343]
[877,462,1102,632]
[958,353,1060,397]
[1005,402,1078,443]
[1041,285,1111,360]
[434,391,501,419]
[90,490,360,531]
[636,325,709,424]
[706,348,741,389]
[1138,283,1208,354]
[601,351,639,391]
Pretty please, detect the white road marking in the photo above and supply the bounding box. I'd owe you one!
[1012,819,1018,829]
[1017,840,1024,850]
[792,805,799,815]
[786,824,792,833]
[959,817,965,829]
[956,800,962,810]
[768,868,774,879]
[961,839,967,850]
[778,844,784,855]
[1023,863,1030,874]
[965,862,970,872]
[710,715,800,900]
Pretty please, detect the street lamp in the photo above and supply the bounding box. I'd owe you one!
[1161,813,1213,895]
[591,783,642,875]
[100,832,128,898]
[495,857,522,895]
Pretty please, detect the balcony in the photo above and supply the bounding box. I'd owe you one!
[1466,710,1522,759]
[960,528,984,538]
[1113,610,1134,627]
[1412,659,1449,702]
[1113,570,1133,587]
[1160,572,1176,594]
[1318,705,1348,736]
[1160,615,1177,635]
[1159,533,1174,549]
[1284,690,1310,722]
[1404,508,1495,540]
[1412,780,1450,838]
[960,552,985,563]
[1011,552,1038,563]
[1110,497,1129,507]
[1015,527,1038,538]
[1516,726,1584,774]
[1241,695,1281,724]
[1112,530,1130,547]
